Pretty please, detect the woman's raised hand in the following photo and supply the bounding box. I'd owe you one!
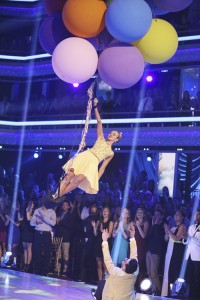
[87,87,93,98]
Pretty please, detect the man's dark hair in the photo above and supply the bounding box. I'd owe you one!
[125,259,138,274]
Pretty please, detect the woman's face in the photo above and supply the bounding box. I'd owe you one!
[174,211,183,222]
[122,208,129,219]
[136,208,144,219]
[103,207,109,218]
[107,131,119,142]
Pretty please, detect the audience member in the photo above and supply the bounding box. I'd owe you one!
[94,206,114,280]
[7,202,23,260]
[112,208,131,266]
[137,89,154,113]
[92,224,138,300]
[146,209,165,295]
[161,210,187,297]
[30,199,56,276]
[180,90,192,110]
[21,201,35,272]
[185,209,200,299]
[132,207,149,291]
[55,200,73,276]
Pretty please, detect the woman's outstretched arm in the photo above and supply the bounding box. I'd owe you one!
[94,98,104,138]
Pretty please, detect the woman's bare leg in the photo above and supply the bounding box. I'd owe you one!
[54,174,86,200]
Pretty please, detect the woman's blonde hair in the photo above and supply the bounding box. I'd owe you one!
[116,131,122,142]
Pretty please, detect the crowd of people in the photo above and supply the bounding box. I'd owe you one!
[1,86,200,119]
[0,165,199,298]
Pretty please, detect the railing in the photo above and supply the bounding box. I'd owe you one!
[0,110,200,130]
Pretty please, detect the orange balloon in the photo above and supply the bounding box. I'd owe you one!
[62,0,107,38]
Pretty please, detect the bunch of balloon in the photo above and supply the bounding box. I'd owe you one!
[39,0,193,88]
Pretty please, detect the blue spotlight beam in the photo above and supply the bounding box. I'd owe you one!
[111,80,148,264]
[7,8,43,253]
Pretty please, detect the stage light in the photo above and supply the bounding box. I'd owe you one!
[58,154,63,160]
[147,154,152,162]
[171,278,189,298]
[140,278,155,295]
[33,152,39,159]
[1,251,16,268]
[73,83,79,88]
[146,75,153,82]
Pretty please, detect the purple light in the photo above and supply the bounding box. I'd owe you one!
[73,83,79,88]
[146,75,153,82]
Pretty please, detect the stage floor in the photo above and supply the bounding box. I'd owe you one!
[0,268,181,300]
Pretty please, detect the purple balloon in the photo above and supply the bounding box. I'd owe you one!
[145,0,168,15]
[39,13,73,54]
[154,0,193,12]
[98,42,144,89]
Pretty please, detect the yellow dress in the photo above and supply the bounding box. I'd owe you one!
[62,137,114,194]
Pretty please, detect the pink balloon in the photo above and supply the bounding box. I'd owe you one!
[154,0,193,12]
[98,42,144,89]
[52,37,98,84]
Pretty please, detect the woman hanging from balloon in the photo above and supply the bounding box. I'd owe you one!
[50,85,122,203]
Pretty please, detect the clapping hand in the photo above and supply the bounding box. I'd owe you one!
[91,220,96,228]
[135,220,140,228]
[129,223,135,238]
[102,229,109,242]
[164,223,170,233]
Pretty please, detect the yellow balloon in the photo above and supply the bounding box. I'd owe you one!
[133,18,178,64]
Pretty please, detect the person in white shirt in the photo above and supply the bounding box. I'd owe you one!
[30,199,56,276]
[185,210,200,298]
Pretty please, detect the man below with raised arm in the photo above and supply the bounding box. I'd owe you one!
[92,223,138,300]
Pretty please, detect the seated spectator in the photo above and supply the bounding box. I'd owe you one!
[101,91,114,113]
[137,89,154,113]
[180,90,192,110]
[167,92,180,111]
[152,88,164,111]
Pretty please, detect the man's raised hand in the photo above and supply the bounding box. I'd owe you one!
[102,229,109,242]
[129,223,135,238]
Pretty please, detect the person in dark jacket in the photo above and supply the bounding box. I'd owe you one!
[55,200,73,276]
[146,209,165,295]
